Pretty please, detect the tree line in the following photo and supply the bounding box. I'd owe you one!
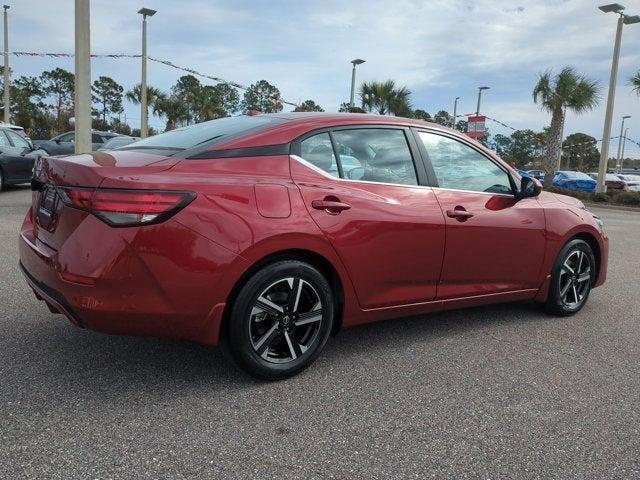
[2,65,639,175]
[0,68,326,139]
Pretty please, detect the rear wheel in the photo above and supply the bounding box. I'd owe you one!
[0,168,4,191]
[545,239,595,316]
[227,260,334,380]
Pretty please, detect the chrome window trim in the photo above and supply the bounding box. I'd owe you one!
[291,154,515,197]
[290,155,427,190]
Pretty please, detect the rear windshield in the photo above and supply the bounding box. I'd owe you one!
[122,115,284,152]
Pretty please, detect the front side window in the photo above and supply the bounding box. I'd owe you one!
[332,129,417,186]
[418,131,512,195]
[300,132,339,178]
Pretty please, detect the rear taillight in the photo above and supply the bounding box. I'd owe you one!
[57,187,195,227]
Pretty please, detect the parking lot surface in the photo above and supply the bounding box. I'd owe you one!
[1,185,639,479]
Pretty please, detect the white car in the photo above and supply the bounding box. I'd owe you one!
[615,174,640,192]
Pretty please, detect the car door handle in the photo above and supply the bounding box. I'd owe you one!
[446,207,474,221]
[312,199,351,214]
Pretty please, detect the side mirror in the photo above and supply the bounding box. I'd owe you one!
[54,138,61,144]
[517,176,542,199]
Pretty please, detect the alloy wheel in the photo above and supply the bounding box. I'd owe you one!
[558,249,591,308]
[249,277,324,364]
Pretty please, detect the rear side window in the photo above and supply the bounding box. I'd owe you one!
[92,134,104,143]
[300,133,340,178]
[0,131,9,146]
[299,128,418,186]
[332,129,417,186]
[123,115,284,152]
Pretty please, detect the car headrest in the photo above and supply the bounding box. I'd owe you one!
[373,147,403,168]
[306,144,333,172]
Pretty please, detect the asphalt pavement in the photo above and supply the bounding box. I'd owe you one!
[1,185,639,479]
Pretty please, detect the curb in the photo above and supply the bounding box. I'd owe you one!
[584,202,640,213]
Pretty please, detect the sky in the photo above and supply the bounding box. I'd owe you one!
[5,0,640,158]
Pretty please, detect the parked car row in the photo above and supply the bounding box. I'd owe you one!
[0,126,140,192]
[549,171,640,193]
[34,131,138,156]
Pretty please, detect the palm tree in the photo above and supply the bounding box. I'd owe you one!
[153,97,189,131]
[631,71,640,96]
[359,80,412,116]
[125,84,166,116]
[533,67,600,182]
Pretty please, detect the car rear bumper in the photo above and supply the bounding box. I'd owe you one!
[18,211,239,345]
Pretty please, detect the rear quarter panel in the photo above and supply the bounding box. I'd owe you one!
[102,155,365,333]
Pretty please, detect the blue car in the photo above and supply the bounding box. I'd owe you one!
[552,171,596,192]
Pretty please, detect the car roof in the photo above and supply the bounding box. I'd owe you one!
[210,112,461,151]
[0,122,25,131]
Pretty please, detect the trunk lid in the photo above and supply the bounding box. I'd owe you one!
[31,151,180,250]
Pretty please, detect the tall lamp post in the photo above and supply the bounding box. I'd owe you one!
[349,58,365,109]
[596,3,639,193]
[476,86,490,115]
[3,4,9,124]
[619,127,629,172]
[74,0,91,153]
[452,96,460,129]
[615,115,630,171]
[138,7,156,138]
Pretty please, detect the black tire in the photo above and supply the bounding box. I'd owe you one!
[227,260,334,380]
[0,168,4,192]
[545,239,595,316]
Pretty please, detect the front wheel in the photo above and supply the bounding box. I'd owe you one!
[545,239,595,316]
[227,260,334,380]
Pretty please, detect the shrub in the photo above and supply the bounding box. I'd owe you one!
[591,193,610,203]
[543,186,591,201]
[614,191,640,205]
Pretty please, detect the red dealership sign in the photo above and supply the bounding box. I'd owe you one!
[467,115,487,138]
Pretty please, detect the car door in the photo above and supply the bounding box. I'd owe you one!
[291,126,446,309]
[414,129,546,299]
[0,130,26,183]
[5,129,36,180]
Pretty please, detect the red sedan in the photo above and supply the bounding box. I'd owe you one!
[19,114,608,380]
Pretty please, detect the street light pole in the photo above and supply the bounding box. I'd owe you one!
[74,0,91,154]
[596,3,640,193]
[452,96,459,129]
[349,59,365,109]
[138,7,156,138]
[476,86,489,116]
[3,5,10,124]
[615,115,630,171]
[620,127,628,172]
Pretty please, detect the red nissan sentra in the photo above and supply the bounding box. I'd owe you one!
[19,113,608,380]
